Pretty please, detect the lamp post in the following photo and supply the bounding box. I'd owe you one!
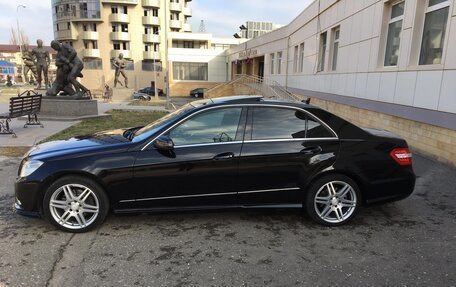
[16,4,26,83]
[153,30,159,100]
[164,0,170,109]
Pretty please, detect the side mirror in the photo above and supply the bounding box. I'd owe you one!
[154,135,174,150]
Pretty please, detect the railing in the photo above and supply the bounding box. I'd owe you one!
[205,74,302,102]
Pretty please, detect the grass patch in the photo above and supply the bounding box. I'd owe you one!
[43,109,168,143]
[128,99,166,106]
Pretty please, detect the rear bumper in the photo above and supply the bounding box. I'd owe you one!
[363,174,416,204]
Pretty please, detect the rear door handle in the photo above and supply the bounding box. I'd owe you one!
[300,146,322,155]
[213,152,235,160]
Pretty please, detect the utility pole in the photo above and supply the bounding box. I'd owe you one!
[16,4,26,83]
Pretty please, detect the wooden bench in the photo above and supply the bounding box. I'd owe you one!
[0,91,44,137]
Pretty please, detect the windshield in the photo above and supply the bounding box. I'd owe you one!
[132,101,205,142]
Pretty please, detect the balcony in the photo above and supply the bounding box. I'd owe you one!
[81,31,99,40]
[142,16,160,25]
[182,23,191,32]
[81,49,101,58]
[169,2,181,11]
[182,7,192,17]
[143,51,161,60]
[109,13,130,23]
[142,0,159,7]
[102,0,138,4]
[170,20,182,29]
[110,32,130,41]
[55,30,77,41]
[111,50,131,59]
[143,34,160,43]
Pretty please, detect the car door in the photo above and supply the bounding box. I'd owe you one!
[132,106,247,209]
[237,106,339,206]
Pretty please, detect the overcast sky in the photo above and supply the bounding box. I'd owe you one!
[0,0,312,45]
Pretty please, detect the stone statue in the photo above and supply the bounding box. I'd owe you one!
[21,44,37,84]
[112,53,128,88]
[31,39,50,89]
[47,40,90,98]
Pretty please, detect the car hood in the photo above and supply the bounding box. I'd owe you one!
[26,128,131,159]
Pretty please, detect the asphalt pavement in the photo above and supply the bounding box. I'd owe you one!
[0,154,455,286]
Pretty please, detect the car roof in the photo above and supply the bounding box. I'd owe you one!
[196,95,321,109]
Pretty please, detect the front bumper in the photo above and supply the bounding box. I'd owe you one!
[14,178,43,216]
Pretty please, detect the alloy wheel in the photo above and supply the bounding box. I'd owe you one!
[49,184,100,230]
[313,180,357,224]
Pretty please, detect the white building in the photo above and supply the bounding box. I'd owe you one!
[168,32,245,96]
[227,0,456,166]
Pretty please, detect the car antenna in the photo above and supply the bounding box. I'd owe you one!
[302,98,311,104]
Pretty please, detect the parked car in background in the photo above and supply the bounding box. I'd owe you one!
[190,88,206,98]
[14,96,415,232]
[132,92,152,101]
[137,86,164,97]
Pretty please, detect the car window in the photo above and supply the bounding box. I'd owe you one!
[169,108,242,146]
[252,107,333,140]
[306,116,334,138]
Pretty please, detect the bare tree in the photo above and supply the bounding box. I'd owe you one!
[10,27,30,45]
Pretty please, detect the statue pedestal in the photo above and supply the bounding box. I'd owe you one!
[39,98,106,121]
[112,88,134,102]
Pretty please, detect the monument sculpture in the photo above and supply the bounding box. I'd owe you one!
[112,53,128,88]
[21,44,37,84]
[47,40,90,98]
[31,39,50,89]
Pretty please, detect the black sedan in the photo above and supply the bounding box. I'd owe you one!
[15,96,415,232]
[137,86,164,97]
[190,88,206,98]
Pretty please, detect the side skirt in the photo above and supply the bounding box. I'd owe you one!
[112,204,303,214]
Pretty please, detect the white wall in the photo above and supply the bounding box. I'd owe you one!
[228,0,456,114]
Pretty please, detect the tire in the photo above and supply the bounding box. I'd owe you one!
[43,175,109,233]
[305,174,361,226]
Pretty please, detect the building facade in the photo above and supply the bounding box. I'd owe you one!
[234,21,283,39]
[228,0,456,166]
[168,32,245,96]
[51,0,193,92]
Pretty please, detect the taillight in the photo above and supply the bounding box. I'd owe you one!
[390,148,413,166]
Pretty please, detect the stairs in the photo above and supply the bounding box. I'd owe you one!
[205,74,303,102]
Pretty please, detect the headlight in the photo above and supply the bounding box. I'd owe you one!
[19,159,44,178]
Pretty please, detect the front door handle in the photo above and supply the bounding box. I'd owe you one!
[213,152,235,161]
[300,146,322,155]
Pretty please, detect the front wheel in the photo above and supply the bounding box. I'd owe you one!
[43,176,109,233]
[305,174,361,226]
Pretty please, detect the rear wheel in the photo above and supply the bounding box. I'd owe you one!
[305,174,360,226]
[43,176,109,233]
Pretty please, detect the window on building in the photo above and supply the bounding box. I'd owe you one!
[83,24,88,31]
[299,43,305,73]
[384,1,404,66]
[293,45,299,73]
[331,26,340,70]
[270,53,275,75]
[171,12,179,20]
[111,6,118,14]
[419,0,450,65]
[92,23,97,32]
[183,41,192,48]
[112,25,118,32]
[173,62,208,81]
[277,51,282,74]
[83,58,102,70]
[142,60,162,71]
[122,6,127,14]
[121,24,128,32]
[318,32,327,72]
[122,42,129,50]
[67,22,71,30]
[113,42,121,50]
[152,9,158,17]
